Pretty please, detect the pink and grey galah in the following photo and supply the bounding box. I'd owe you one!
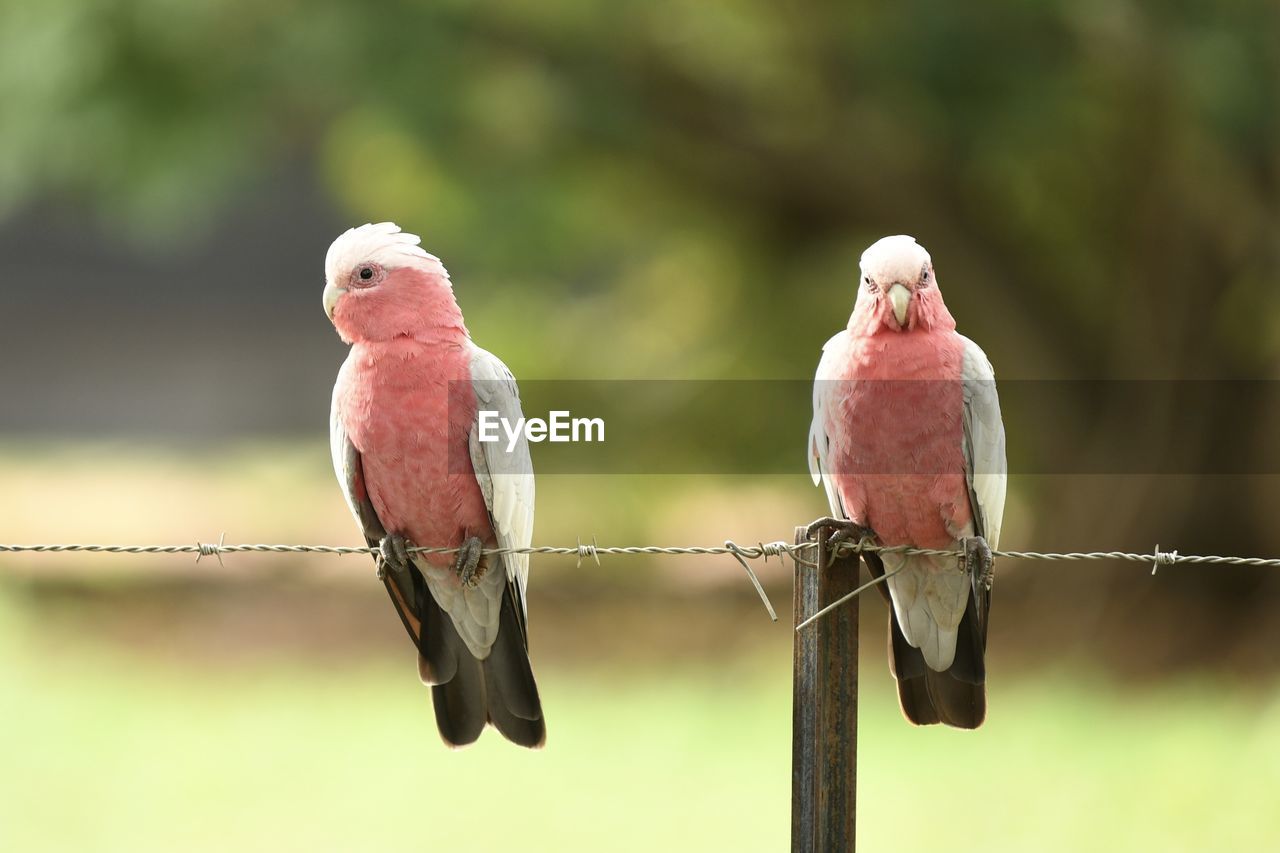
[808,235,1006,729]
[324,222,544,747]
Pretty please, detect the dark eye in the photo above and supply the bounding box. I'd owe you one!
[921,266,931,285]
[864,275,877,291]
[350,262,383,288]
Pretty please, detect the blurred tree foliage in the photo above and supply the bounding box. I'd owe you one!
[2,1,1275,368]
[1,0,1278,569]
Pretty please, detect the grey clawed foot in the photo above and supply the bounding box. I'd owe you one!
[454,536,485,588]
[964,536,994,590]
[378,532,413,580]
[805,516,877,559]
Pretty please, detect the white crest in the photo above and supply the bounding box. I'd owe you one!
[859,235,931,284]
[324,222,447,284]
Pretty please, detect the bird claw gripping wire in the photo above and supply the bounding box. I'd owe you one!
[804,517,877,567]
[378,533,414,580]
[455,536,486,588]
[962,536,994,590]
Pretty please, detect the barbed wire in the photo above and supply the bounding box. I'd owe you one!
[3,538,1278,567]
[4,537,1278,629]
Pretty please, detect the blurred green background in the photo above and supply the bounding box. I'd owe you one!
[1,1,1278,850]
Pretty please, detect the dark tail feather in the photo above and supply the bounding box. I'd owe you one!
[888,613,940,725]
[485,682,545,748]
[923,668,986,729]
[402,580,486,747]
[389,563,544,748]
[419,581,543,749]
[431,653,487,747]
[887,584,988,730]
[417,580,458,685]
[482,582,546,748]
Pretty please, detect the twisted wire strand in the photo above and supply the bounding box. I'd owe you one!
[5,538,1277,628]
[1,540,1277,567]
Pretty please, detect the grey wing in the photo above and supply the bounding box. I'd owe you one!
[960,335,1007,549]
[809,331,850,520]
[464,345,545,747]
[467,345,536,615]
[330,383,386,548]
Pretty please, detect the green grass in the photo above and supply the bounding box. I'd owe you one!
[2,620,1279,852]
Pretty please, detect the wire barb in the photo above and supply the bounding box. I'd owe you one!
[724,539,779,622]
[194,532,226,566]
[574,536,601,568]
[1151,544,1178,575]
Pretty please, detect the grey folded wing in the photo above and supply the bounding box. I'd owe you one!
[809,331,850,520]
[959,335,1007,549]
[467,345,536,617]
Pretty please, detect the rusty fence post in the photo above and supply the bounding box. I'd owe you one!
[792,526,859,852]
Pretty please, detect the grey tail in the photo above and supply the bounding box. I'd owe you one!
[428,651,487,747]
[478,579,545,748]
[867,551,989,730]
[384,562,545,748]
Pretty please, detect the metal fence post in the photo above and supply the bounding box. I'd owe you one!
[792,526,858,851]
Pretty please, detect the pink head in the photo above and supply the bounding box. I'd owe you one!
[850,235,955,334]
[322,222,466,344]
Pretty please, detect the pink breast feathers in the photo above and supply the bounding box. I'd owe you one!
[338,339,494,567]
[824,332,972,549]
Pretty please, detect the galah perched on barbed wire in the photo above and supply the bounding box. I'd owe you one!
[808,235,1007,729]
[324,222,544,748]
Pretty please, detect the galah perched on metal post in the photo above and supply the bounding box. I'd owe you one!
[808,235,1007,729]
[324,222,545,748]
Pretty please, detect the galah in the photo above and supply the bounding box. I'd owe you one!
[324,222,544,747]
[808,235,1006,729]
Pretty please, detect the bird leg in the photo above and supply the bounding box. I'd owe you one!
[454,536,486,588]
[805,516,877,560]
[378,532,414,580]
[963,536,994,590]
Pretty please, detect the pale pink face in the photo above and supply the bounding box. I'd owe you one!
[855,235,947,332]
[322,222,459,343]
